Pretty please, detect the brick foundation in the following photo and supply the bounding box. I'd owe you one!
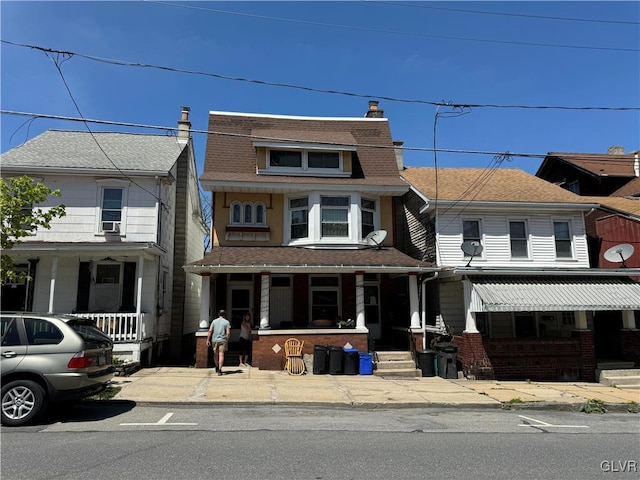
[621,329,640,364]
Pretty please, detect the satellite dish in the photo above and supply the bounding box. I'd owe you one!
[365,230,387,248]
[603,243,634,268]
[461,240,483,267]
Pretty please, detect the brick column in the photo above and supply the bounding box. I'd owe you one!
[195,332,209,368]
[621,330,640,363]
[572,330,596,382]
[455,332,494,380]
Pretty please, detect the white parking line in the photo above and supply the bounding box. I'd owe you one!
[518,415,589,429]
[120,412,198,426]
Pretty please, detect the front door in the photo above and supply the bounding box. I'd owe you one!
[364,284,381,340]
[228,286,252,341]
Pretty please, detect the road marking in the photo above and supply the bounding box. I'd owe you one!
[120,412,198,426]
[518,415,589,429]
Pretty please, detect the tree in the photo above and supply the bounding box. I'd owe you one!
[0,175,66,282]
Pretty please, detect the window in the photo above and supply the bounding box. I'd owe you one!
[553,221,572,258]
[270,150,302,168]
[230,201,266,226]
[462,220,482,256]
[308,151,339,169]
[566,180,580,194]
[96,264,120,284]
[290,197,309,239]
[361,198,376,238]
[102,188,123,224]
[96,181,128,235]
[514,312,536,338]
[310,276,340,322]
[509,220,528,258]
[1,317,22,346]
[321,196,349,237]
[264,148,344,174]
[24,317,63,345]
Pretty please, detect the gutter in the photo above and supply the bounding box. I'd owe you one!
[438,267,640,277]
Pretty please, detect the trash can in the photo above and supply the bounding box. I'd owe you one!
[415,349,436,377]
[343,348,359,375]
[435,342,458,379]
[328,346,344,375]
[313,345,329,374]
[359,352,373,375]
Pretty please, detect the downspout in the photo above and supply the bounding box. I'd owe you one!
[421,272,439,349]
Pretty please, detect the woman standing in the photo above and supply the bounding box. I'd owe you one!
[239,312,252,367]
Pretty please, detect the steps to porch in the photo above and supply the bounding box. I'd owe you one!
[373,351,420,378]
[597,361,640,389]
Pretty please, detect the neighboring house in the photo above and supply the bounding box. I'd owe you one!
[400,167,640,381]
[1,107,207,364]
[185,102,434,370]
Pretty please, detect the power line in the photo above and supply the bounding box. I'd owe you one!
[4,109,639,165]
[368,1,640,26]
[142,1,639,53]
[2,40,639,112]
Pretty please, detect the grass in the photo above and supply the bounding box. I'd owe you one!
[87,386,122,401]
[578,398,607,414]
[626,401,639,414]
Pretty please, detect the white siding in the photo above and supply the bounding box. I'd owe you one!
[438,280,466,334]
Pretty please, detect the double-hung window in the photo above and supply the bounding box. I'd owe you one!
[509,220,528,258]
[462,219,482,257]
[321,196,349,237]
[101,188,123,233]
[361,198,376,238]
[290,197,309,239]
[553,221,572,258]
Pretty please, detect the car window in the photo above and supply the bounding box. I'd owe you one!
[1,317,22,346]
[24,317,63,345]
[66,319,113,343]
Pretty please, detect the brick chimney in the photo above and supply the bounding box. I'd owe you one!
[365,100,384,118]
[178,106,191,141]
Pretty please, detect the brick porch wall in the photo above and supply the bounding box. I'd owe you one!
[621,329,640,364]
[454,332,494,380]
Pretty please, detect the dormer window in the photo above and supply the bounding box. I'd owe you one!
[255,142,353,177]
[268,148,341,172]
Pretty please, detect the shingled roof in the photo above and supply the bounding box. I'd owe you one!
[401,167,596,204]
[538,151,640,178]
[1,130,186,173]
[200,111,406,190]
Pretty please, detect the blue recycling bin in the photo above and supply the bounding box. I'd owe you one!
[359,352,373,375]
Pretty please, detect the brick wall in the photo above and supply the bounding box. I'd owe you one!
[621,329,640,364]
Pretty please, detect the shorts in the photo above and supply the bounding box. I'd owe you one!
[212,341,228,354]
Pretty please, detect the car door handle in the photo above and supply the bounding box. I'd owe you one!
[1,351,18,358]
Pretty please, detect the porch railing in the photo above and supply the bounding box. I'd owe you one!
[70,312,144,343]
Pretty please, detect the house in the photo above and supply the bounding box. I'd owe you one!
[399,167,640,381]
[0,107,208,364]
[185,102,434,370]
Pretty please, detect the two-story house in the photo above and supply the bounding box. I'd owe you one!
[186,102,434,370]
[400,167,640,381]
[1,107,207,364]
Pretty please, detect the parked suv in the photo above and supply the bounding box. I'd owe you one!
[1,312,115,426]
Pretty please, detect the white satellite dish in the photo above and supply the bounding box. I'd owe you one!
[603,243,634,268]
[461,240,483,267]
[365,230,387,248]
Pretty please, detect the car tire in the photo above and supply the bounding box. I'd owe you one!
[1,380,47,426]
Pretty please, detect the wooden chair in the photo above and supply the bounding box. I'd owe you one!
[284,338,305,375]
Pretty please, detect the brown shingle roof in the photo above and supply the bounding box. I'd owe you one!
[612,177,640,197]
[581,196,640,217]
[200,111,406,188]
[251,129,357,146]
[401,167,593,204]
[185,246,433,272]
[544,151,639,177]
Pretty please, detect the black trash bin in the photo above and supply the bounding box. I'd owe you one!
[343,348,359,375]
[313,345,329,374]
[328,346,344,375]
[435,342,458,379]
[415,349,436,377]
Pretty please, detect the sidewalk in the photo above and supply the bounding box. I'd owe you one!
[111,366,640,411]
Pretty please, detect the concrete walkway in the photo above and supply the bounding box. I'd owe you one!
[111,366,640,411]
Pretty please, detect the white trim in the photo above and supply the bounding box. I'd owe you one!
[200,179,409,195]
[254,141,357,151]
[209,110,388,122]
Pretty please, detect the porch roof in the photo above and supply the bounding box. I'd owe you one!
[184,246,434,274]
[468,276,640,312]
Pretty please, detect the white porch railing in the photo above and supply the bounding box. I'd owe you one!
[70,312,145,342]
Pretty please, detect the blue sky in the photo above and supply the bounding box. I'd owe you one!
[1,1,638,175]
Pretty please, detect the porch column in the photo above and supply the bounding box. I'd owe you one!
[409,273,420,329]
[462,278,479,333]
[259,272,270,329]
[136,254,144,317]
[47,255,58,313]
[355,271,365,329]
[200,274,211,329]
[622,310,637,330]
[575,310,588,330]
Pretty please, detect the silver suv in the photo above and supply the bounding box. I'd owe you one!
[1,313,115,426]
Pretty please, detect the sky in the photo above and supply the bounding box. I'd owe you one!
[1,1,639,177]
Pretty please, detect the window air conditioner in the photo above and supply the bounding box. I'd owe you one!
[102,221,120,233]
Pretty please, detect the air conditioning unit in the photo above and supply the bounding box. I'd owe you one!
[102,221,120,233]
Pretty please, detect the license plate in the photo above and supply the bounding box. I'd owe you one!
[98,354,106,366]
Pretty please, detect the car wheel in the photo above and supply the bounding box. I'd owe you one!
[1,380,46,426]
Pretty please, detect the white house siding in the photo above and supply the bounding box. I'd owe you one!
[436,209,590,268]
[438,280,466,335]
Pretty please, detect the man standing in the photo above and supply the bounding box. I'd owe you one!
[206,309,231,376]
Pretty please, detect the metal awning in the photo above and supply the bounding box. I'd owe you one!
[468,276,640,312]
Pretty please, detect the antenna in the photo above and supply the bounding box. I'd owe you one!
[603,243,634,268]
[461,240,483,267]
[365,230,387,249]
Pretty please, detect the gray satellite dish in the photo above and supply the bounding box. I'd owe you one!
[461,240,483,267]
[603,243,634,268]
[365,230,387,248]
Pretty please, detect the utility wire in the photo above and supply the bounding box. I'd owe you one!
[142,1,639,53]
[2,40,639,112]
[4,109,639,165]
[368,1,640,26]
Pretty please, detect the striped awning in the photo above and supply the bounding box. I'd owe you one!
[468,276,640,312]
